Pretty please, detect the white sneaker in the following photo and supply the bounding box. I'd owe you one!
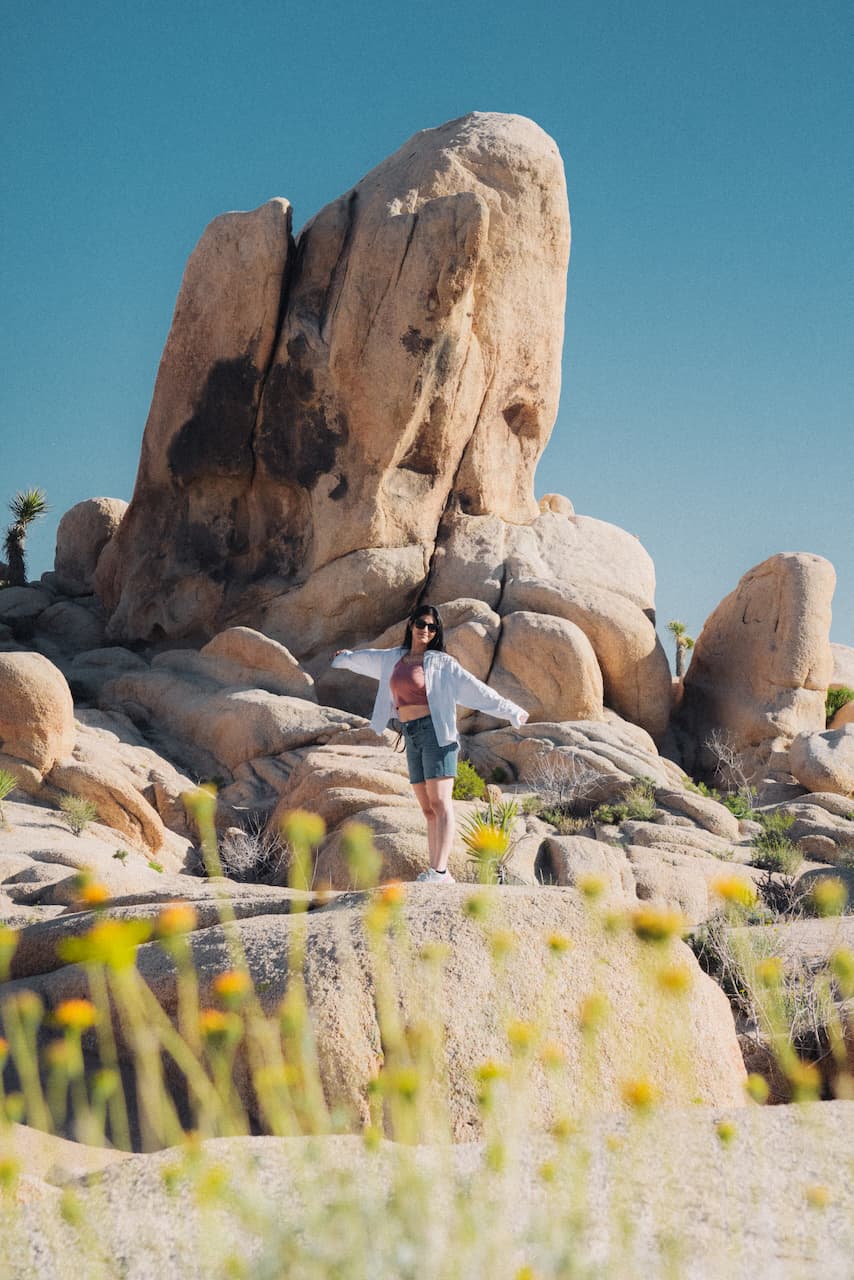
[415,868,456,883]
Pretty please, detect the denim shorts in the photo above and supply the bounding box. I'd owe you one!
[400,714,459,784]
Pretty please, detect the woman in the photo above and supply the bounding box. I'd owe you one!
[332,604,528,882]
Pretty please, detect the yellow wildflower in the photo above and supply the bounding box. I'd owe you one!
[341,822,381,888]
[506,1019,536,1054]
[379,881,405,907]
[830,947,854,996]
[474,1060,509,1085]
[53,998,98,1032]
[212,968,251,1002]
[466,824,509,857]
[745,1073,770,1104]
[579,992,610,1034]
[0,1158,20,1192]
[198,1008,242,1046]
[577,873,606,901]
[715,1119,737,1146]
[279,809,326,848]
[621,1077,660,1111]
[77,881,110,908]
[805,1184,832,1209]
[540,1040,566,1071]
[545,932,572,954]
[657,962,693,995]
[157,903,198,937]
[463,892,491,920]
[786,1058,821,1102]
[0,1037,7,1065]
[58,918,152,970]
[711,876,758,910]
[489,929,515,959]
[630,906,686,944]
[809,877,848,918]
[756,956,785,987]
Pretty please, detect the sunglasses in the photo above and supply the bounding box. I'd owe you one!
[412,619,438,632]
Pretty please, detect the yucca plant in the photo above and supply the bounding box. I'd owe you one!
[3,487,49,587]
[460,796,519,883]
[667,619,695,678]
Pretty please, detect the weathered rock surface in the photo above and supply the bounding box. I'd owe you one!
[0,652,75,773]
[677,553,836,785]
[7,1106,854,1279]
[480,610,604,726]
[100,663,363,774]
[463,719,686,793]
[789,725,854,798]
[12,886,747,1139]
[95,196,294,640]
[97,114,569,658]
[54,497,128,595]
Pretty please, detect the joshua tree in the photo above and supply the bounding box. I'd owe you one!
[667,619,695,678]
[3,488,49,587]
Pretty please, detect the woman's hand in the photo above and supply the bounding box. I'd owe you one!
[517,711,529,726]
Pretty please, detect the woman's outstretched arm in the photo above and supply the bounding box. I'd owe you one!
[330,648,393,680]
[443,658,528,725]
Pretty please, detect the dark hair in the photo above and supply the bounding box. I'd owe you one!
[403,603,445,653]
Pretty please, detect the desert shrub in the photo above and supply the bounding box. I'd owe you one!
[452,758,487,801]
[540,807,588,835]
[826,686,854,725]
[489,765,508,784]
[687,778,721,802]
[723,793,755,819]
[749,826,803,877]
[592,778,657,827]
[58,792,99,836]
[219,818,289,884]
[520,794,542,815]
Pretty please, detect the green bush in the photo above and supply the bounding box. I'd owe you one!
[723,794,755,819]
[592,778,657,827]
[750,830,803,876]
[0,768,16,824]
[489,766,508,785]
[452,759,487,801]
[826,686,854,725]
[58,792,99,836]
[540,807,588,835]
[754,810,796,835]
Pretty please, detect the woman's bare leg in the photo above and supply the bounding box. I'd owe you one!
[412,782,438,864]
[424,777,455,872]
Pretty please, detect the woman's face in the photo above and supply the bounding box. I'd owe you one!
[409,613,438,653]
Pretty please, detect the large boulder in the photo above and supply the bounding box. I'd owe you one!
[96,196,295,639]
[426,508,672,740]
[97,114,569,657]
[0,652,75,773]
[54,498,128,596]
[16,887,747,1140]
[677,553,836,785]
[789,725,854,798]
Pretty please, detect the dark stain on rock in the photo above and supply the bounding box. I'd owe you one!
[257,335,348,487]
[401,326,434,357]
[329,474,348,500]
[399,432,440,476]
[168,355,260,484]
[502,401,540,439]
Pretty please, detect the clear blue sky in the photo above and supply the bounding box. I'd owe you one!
[3,0,852,654]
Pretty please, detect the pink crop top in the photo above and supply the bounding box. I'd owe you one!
[389,657,429,710]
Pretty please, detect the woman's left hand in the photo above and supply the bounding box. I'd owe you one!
[517,711,529,725]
